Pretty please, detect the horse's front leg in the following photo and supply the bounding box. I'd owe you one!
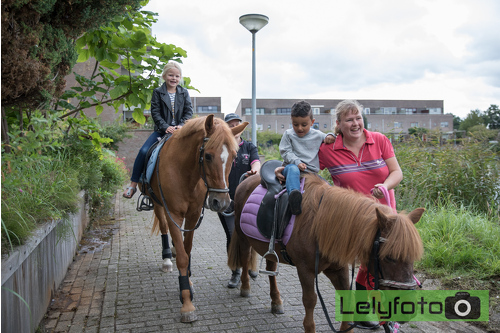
[323,265,351,331]
[266,259,284,314]
[168,217,197,323]
[296,265,318,333]
[153,207,174,273]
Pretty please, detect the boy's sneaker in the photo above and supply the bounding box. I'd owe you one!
[289,189,302,215]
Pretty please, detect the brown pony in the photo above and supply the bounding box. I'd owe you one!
[144,115,248,323]
[228,173,424,333]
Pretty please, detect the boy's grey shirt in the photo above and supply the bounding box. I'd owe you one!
[279,128,332,173]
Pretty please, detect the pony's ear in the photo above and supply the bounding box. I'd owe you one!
[231,122,249,137]
[407,208,425,225]
[204,114,215,136]
[375,207,389,229]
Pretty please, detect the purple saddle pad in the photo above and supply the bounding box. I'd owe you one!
[240,178,304,246]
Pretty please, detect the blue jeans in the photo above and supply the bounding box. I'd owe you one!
[130,131,164,182]
[283,164,301,196]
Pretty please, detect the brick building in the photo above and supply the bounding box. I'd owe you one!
[234,98,453,138]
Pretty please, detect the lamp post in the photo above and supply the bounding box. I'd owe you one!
[239,14,269,146]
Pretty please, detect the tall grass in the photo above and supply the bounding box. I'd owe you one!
[395,138,500,218]
[415,202,500,280]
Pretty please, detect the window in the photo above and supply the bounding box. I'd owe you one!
[257,124,263,131]
[364,108,371,114]
[312,107,320,115]
[197,106,218,113]
[394,122,402,128]
[411,122,418,127]
[245,108,265,115]
[277,108,291,114]
[440,122,449,128]
[383,107,397,114]
[313,122,319,130]
[324,124,327,129]
[267,124,271,129]
[429,108,442,114]
[367,123,371,129]
[281,124,284,129]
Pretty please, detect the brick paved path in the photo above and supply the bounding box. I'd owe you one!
[40,192,487,333]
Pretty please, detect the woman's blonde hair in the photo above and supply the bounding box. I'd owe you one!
[162,61,183,80]
[334,99,363,135]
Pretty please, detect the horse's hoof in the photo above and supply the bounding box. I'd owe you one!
[240,289,250,297]
[160,259,173,272]
[271,303,284,314]
[180,311,197,323]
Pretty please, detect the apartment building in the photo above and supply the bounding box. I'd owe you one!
[234,98,453,137]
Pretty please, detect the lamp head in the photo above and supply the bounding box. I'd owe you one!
[239,14,269,33]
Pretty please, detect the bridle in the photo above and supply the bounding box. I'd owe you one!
[368,229,420,290]
[157,135,229,232]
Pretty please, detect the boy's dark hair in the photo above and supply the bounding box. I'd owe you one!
[291,100,313,119]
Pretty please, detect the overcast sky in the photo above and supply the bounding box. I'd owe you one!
[143,0,499,119]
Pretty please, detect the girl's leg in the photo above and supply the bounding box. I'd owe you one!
[123,131,163,198]
[130,131,163,183]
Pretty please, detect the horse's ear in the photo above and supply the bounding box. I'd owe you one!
[231,121,249,137]
[375,207,389,229]
[407,208,425,225]
[205,114,215,136]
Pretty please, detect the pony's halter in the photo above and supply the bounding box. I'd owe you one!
[369,230,418,290]
[199,137,230,193]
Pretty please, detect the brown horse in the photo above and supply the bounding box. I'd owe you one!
[144,115,248,323]
[228,173,424,333]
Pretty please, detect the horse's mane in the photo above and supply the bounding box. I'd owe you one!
[177,116,238,153]
[301,174,423,266]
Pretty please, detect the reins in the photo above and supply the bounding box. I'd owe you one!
[156,135,229,233]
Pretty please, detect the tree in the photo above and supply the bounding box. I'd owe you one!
[452,114,462,130]
[56,5,195,125]
[459,109,486,133]
[1,0,142,112]
[484,104,500,129]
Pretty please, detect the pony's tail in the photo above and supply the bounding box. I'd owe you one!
[151,211,161,236]
[227,229,242,271]
[227,229,258,272]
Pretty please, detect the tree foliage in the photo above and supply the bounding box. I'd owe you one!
[484,104,500,129]
[1,0,142,111]
[57,5,195,124]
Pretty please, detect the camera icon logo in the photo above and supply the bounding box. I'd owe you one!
[445,292,481,320]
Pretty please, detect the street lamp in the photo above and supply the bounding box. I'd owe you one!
[239,13,269,146]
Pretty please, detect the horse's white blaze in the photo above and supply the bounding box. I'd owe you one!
[220,145,229,188]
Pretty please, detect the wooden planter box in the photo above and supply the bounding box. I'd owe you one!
[1,191,88,333]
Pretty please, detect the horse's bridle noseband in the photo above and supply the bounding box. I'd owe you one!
[369,229,419,290]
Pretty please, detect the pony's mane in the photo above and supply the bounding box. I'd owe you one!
[178,116,237,153]
[302,174,423,266]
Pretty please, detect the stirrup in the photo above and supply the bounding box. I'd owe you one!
[137,193,154,211]
[258,250,280,276]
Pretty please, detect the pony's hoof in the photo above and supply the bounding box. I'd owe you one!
[271,303,284,314]
[240,289,250,297]
[160,259,173,272]
[180,311,197,323]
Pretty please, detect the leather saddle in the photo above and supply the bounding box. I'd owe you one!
[256,160,293,240]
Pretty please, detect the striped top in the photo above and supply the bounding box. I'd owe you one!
[168,92,176,125]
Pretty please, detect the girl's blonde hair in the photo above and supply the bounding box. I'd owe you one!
[334,99,363,135]
[162,62,183,80]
